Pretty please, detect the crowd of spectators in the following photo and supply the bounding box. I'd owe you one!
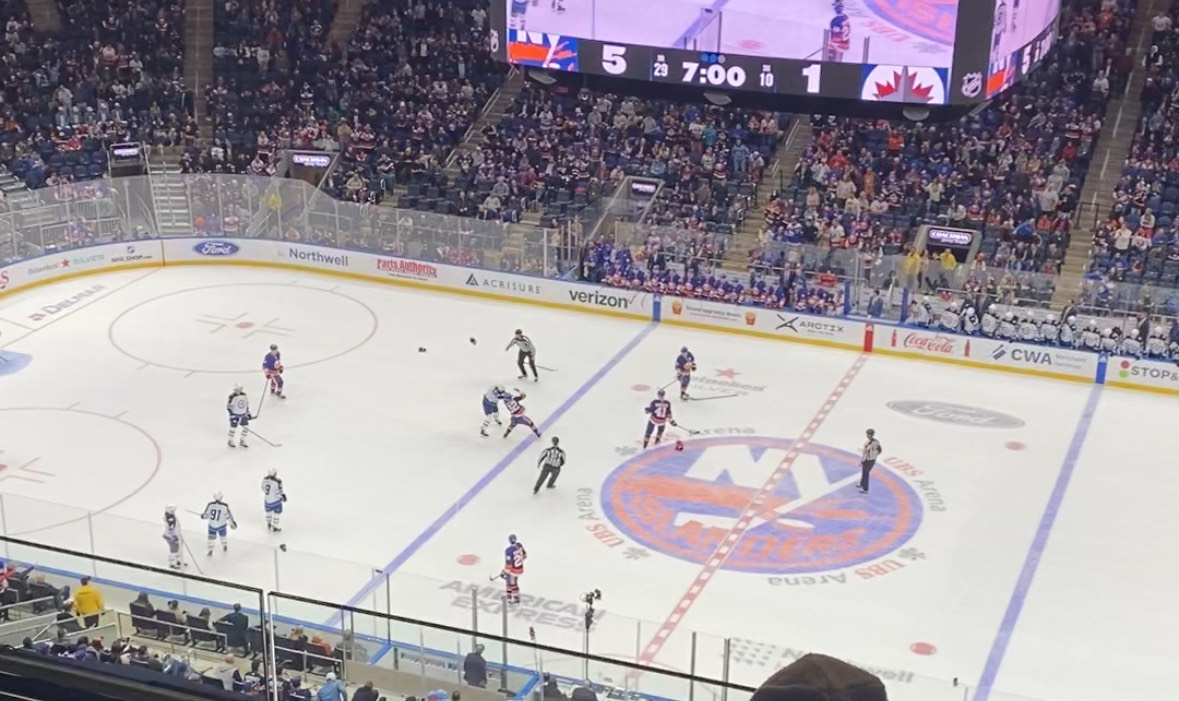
[744,0,1134,299]
[206,0,505,206]
[1088,5,1179,315]
[0,0,191,189]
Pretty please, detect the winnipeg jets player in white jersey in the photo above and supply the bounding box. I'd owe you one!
[940,302,961,332]
[998,312,1017,340]
[1146,327,1168,358]
[1080,322,1101,351]
[262,469,286,533]
[961,306,980,334]
[909,297,932,327]
[201,492,237,555]
[1039,315,1059,345]
[480,385,508,436]
[1016,313,1037,342]
[981,307,999,337]
[1060,316,1077,347]
[163,505,184,570]
[1100,328,1119,353]
[1119,329,1143,357]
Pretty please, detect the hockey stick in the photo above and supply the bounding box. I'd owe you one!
[659,377,679,391]
[488,570,503,582]
[248,428,283,448]
[687,393,741,402]
[536,365,558,372]
[673,423,701,436]
[254,378,270,419]
[182,539,204,575]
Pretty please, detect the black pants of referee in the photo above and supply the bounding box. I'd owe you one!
[533,465,560,494]
[517,351,537,380]
[858,459,875,493]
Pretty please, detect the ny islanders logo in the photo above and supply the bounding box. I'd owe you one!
[601,436,923,574]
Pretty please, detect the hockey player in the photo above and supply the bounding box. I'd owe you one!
[1039,314,1059,345]
[675,347,696,400]
[1060,316,1077,347]
[908,297,932,327]
[1146,326,1168,358]
[981,307,999,337]
[506,329,538,382]
[826,2,851,62]
[503,390,542,439]
[227,385,254,448]
[500,534,527,604]
[1100,328,1118,354]
[643,389,677,449]
[998,312,1017,340]
[510,0,528,30]
[201,492,237,555]
[961,306,980,335]
[263,344,285,398]
[262,468,286,533]
[480,385,509,437]
[163,505,184,570]
[1080,321,1101,351]
[940,302,960,333]
[1120,329,1143,358]
[1018,312,1039,343]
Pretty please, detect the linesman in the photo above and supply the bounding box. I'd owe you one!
[534,437,566,494]
[506,329,538,381]
[858,428,882,494]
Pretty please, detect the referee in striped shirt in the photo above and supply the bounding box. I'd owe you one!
[506,329,538,381]
[534,437,566,494]
[858,428,882,494]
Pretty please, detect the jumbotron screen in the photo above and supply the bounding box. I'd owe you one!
[490,0,1061,106]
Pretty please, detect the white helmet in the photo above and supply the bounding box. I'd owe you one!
[1089,319,1098,328]
[950,302,960,311]
[233,384,243,393]
[1130,329,1139,337]
[1005,312,1014,320]
[267,468,278,478]
[1047,315,1056,323]
[494,385,505,394]
[214,491,223,502]
[1155,325,1164,335]
[165,504,176,514]
[1067,315,1076,324]
[1102,328,1111,337]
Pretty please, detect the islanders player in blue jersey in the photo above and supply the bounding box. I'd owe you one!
[510,0,528,30]
[643,389,677,448]
[502,390,542,439]
[480,385,510,437]
[263,344,285,399]
[496,534,527,603]
[675,346,696,400]
[826,2,851,62]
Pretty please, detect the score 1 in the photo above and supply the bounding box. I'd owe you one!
[801,64,822,94]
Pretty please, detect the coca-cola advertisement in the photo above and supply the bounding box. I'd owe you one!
[888,329,969,357]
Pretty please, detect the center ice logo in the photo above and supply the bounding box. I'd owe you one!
[861,0,958,46]
[601,436,922,575]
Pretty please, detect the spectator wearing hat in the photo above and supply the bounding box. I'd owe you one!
[73,576,103,628]
[318,672,346,701]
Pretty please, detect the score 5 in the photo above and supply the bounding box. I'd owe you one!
[601,44,628,75]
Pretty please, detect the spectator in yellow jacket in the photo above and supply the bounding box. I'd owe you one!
[73,576,103,628]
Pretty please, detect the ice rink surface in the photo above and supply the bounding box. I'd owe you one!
[513,0,957,67]
[0,267,1174,701]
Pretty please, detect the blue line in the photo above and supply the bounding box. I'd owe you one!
[974,386,1103,701]
[332,323,658,623]
[672,0,733,50]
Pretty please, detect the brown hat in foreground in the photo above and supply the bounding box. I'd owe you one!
[751,653,887,701]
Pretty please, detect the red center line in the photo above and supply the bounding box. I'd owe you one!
[635,354,870,666]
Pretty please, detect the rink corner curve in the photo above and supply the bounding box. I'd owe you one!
[0,237,1175,395]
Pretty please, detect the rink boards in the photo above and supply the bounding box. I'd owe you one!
[0,238,1172,394]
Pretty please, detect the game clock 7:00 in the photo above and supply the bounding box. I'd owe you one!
[491,0,1062,107]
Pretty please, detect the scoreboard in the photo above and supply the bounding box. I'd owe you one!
[491,0,1061,110]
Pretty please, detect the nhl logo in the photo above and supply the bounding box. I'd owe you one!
[960,72,982,99]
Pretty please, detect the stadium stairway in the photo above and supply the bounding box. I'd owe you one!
[1051,0,1157,308]
[721,118,811,273]
[185,0,215,145]
[23,0,60,31]
[327,0,369,51]
[439,68,526,196]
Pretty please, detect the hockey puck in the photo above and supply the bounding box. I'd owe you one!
[470,337,477,345]
[279,544,287,551]
[418,347,427,353]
